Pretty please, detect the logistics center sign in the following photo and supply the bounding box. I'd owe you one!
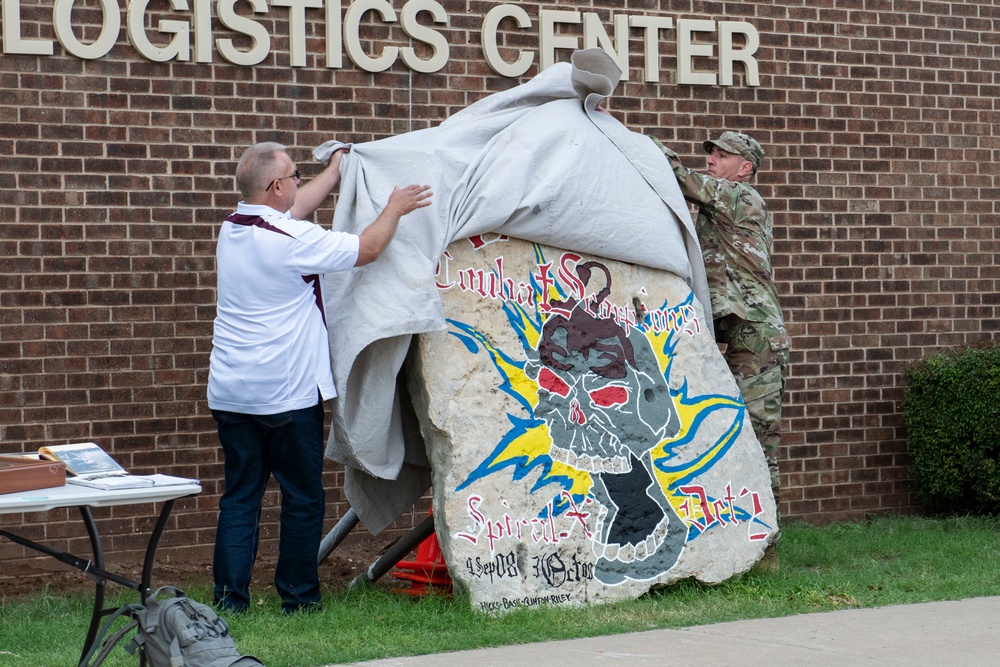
[1,0,761,85]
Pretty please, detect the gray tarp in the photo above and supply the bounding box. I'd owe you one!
[316,49,708,534]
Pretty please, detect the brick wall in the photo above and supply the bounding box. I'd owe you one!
[2,0,998,579]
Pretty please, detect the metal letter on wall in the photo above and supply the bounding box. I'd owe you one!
[481,3,533,78]
[343,0,399,72]
[126,0,191,62]
[2,0,55,54]
[55,0,119,59]
[400,0,449,74]
[215,0,270,65]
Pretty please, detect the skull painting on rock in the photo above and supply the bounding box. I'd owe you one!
[524,260,689,584]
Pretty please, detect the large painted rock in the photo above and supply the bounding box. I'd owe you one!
[406,235,777,612]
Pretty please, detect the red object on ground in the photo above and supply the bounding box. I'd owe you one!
[391,528,453,596]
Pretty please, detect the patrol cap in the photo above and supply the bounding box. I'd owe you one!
[704,131,765,173]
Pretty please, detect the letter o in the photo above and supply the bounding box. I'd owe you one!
[53,0,120,59]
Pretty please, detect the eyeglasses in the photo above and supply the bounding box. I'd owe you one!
[265,169,301,191]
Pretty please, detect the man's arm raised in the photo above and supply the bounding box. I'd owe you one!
[291,148,348,220]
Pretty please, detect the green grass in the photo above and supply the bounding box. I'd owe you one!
[3,515,1000,667]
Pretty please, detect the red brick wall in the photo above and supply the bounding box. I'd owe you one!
[2,0,998,578]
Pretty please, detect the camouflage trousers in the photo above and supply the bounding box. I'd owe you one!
[715,316,791,512]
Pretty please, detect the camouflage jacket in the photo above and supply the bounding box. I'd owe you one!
[653,138,785,330]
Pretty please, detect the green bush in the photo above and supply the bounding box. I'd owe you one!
[903,343,1000,512]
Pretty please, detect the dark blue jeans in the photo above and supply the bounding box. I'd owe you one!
[212,402,325,613]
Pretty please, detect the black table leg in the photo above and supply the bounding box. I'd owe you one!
[78,506,105,667]
[76,499,178,665]
[140,499,175,603]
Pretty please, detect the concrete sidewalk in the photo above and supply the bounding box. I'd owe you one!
[340,596,1000,667]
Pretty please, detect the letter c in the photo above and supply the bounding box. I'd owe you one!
[481,4,533,77]
[344,0,399,72]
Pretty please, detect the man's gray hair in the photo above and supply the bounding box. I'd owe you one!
[235,142,287,198]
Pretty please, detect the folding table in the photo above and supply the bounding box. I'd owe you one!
[0,482,201,665]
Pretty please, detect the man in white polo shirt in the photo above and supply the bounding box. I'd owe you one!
[208,142,431,614]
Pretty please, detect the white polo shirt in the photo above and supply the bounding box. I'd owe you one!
[207,202,360,415]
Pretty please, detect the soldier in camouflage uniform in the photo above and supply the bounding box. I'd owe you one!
[653,132,791,564]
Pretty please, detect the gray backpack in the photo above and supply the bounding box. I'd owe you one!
[127,586,263,667]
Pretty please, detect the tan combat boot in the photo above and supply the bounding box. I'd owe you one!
[752,544,779,573]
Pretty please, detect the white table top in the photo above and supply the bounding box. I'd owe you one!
[0,482,201,514]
